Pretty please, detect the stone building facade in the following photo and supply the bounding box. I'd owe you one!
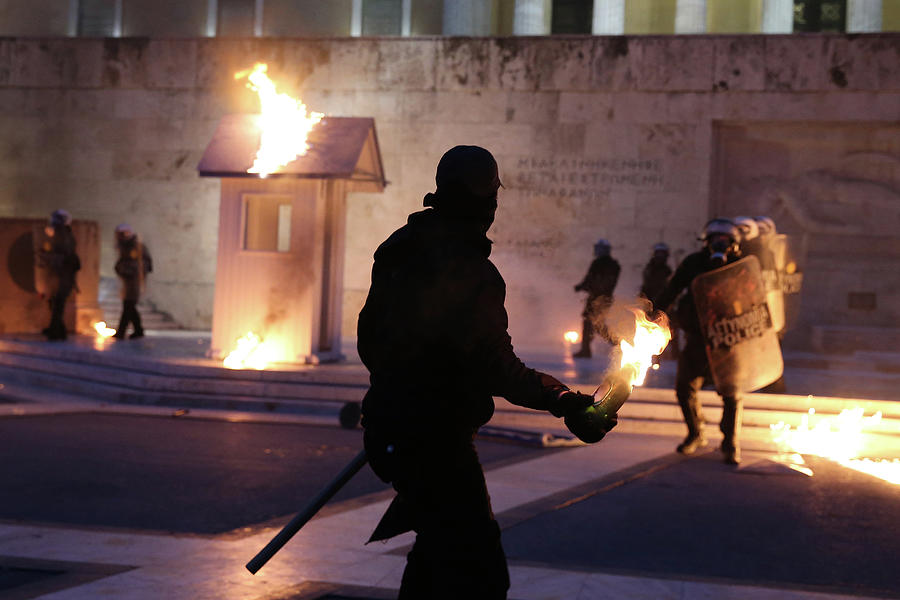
[0,33,898,348]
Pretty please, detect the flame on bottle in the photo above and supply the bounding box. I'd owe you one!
[617,308,671,386]
[564,330,580,344]
[234,63,324,178]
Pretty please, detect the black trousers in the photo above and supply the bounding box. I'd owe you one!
[116,299,143,336]
[45,288,71,340]
[675,332,742,448]
[365,430,510,600]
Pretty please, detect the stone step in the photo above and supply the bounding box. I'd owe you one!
[0,364,352,417]
[0,338,368,412]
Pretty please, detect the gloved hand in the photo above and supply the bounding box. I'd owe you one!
[574,284,584,292]
[547,388,595,418]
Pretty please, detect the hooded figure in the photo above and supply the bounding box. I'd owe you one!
[572,238,620,358]
[113,224,153,339]
[39,210,80,340]
[357,146,607,599]
[654,218,745,465]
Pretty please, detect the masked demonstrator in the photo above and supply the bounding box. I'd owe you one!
[358,146,610,599]
[38,209,80,341]
[113,224,153,339]
[572,238,620,358]
[654,218,744,464]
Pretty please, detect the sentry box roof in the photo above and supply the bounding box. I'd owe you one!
[197,115,386,193]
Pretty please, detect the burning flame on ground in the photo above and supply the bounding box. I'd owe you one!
[223,332,275,370]
[564,330,580,344]
[618,309,671,386]
[235,63,324,178]
[771,403,900,485]
[92,321,116,337]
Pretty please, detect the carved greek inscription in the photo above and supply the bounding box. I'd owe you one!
[510,157,664,198]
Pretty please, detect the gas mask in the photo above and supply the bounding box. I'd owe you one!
[707,234,737,266]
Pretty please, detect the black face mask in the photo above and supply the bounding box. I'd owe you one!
[424,189,498,234]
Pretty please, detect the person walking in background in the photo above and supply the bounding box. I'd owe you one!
[573,238,620,358]
[640,242,672,303]
[38,209,80,341]
[113,224,152,340]
[641,242,677,362]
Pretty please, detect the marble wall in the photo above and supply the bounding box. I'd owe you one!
[0,34,897,346]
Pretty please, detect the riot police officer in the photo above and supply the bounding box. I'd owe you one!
[39,209,80,341]
[113,224,153,339]
[655,219,744,464]
[357,145,608,599]
[573,239,620,358]
[640,242,672,303]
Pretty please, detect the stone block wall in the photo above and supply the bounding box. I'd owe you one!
[0,33,897,347]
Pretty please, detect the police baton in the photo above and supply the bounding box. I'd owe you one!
[246,449,368,574]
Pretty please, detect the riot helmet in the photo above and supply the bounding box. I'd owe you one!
[594,238,611,257]
[50,209,72,228]
[700,218,740,265]
[754,216,777,237]
[733,216,759,242]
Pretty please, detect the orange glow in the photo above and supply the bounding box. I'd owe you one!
[235,63,324,178]
[224,331,276,370]
[618,309,671,386]
[771,403,900,485]
[564,330,580,344]
[92,321,116,338]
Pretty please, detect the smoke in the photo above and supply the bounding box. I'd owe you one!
[592,296,671,381]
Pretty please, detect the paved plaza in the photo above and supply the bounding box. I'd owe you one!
[0,334,898,599]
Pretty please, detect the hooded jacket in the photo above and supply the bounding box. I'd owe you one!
[358,208,563,438]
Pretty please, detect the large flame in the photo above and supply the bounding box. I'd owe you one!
[223,331,275,370]
[771,403,900,485]
[564,330,580,344]
[618,309,671,386]
[235,63,324,178]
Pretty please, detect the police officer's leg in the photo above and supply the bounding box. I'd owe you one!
[575,302,594,358]
[130,300,144,338]
[47,290,69,340]
[720,394,743,465]
[675,333,708,454]
[395,434,509,600]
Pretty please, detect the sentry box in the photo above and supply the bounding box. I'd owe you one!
[198,115,385,365]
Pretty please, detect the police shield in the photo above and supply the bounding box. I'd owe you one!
[752,236,785,334]
[691,256,784,396]
[770,233,806,332]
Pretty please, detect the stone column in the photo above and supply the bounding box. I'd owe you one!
[402,0,412,35]
[443,0,493,35]
[513,0,550,35]
[848,0,882,32]
[675,0,706,33]
[206,0,218,36]
[351,0,363,35]
[253,0,263,36]
[592,0,625,34]
[761,0,793,33]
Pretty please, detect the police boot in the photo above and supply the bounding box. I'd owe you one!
[720,396,743,465]
[676,396,707,455]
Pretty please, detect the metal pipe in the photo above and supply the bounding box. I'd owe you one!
[246,449,369,574]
